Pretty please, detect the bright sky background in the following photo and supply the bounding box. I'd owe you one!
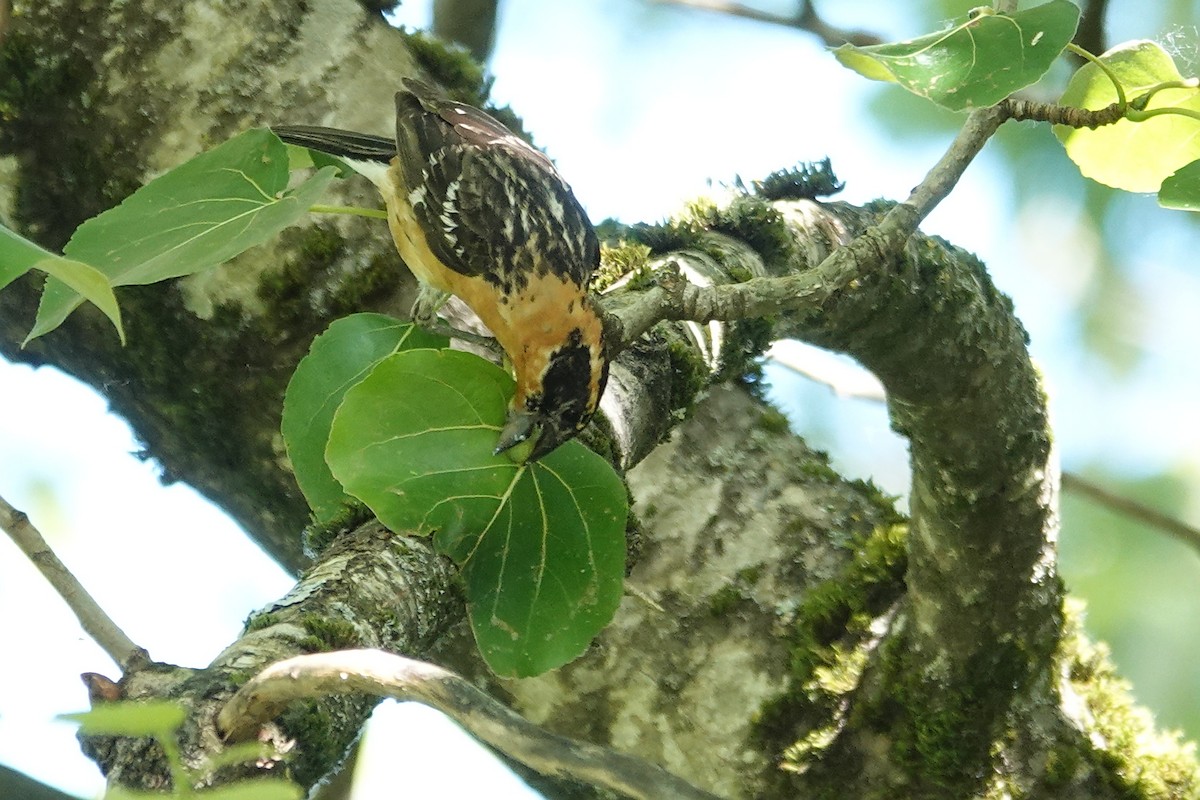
[2,1,1198,797]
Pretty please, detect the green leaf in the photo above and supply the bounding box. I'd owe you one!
[284,142,355,178]
[326,349,627,677]
[61,700,186,738]
[326,349,516,534]
[282,314,447,522]
[191,781,304,800]
[834,1,1080,111]
[0,223,43,292]
[27,128,337,342]
[443,445,628,678]
[104,782,302,800]
[1160,159,1200,211]
[0,225,125,342]
[1055,41,1200,192]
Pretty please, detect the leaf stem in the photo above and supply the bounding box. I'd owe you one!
[1066,42,1127,110]
[1127,106,1200,123]
[308,204,388,220]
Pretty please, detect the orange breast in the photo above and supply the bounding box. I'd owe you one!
[384,183,604,412]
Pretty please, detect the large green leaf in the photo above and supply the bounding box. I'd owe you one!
[282,314,447,522]
[0,224,125,342]
[1055,41,1200,192]
[326,349,627,677]
[442,445,628,678]
[27,129,337,342]
[835,1,1080,111]
[1160,159,1200,211]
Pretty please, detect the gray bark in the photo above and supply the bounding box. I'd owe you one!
[1,1,1195,798]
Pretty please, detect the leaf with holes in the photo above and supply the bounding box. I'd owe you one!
[1055,41,1200,193]
[28,128,337,342]
[835,1,1079,111]
[326,349,627,677]
[282,314,448,522]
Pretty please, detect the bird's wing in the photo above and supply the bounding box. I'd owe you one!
[394,79,598,289]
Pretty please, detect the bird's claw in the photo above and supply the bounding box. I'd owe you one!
[410,285,451,328]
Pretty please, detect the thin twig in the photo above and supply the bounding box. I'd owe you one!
[897,105,1009,226]
[652,0,881,46]
[219,649,725,800]
[767,347,1200,552]
[766,341,886,401]
[1061,473,1200,553]
[0,493,147,669]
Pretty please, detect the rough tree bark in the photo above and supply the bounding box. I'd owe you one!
[1,2,1196,799]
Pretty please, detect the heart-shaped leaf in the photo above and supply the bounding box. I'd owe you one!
[28,129,337,342]
[326,349,627,677]
[835,1,1080,111]
[0,225,125,342]
[1055,41,1200,193]
[282,314,448,522]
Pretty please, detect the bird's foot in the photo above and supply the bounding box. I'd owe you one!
[409,287,502,354]
[410,285,450,328]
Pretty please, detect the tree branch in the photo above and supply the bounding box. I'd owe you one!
[651,0,882,47]
[1062,472,1200,553]
[770,352,1200,555]
[0,493,148,669]
[220,649,725,800]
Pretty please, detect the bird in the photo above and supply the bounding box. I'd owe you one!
[273,78,608,463]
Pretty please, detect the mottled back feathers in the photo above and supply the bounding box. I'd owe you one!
[393,79,599,294]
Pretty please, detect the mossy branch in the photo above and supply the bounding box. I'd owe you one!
[601,105,1058,794]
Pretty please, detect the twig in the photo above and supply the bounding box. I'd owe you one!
[999,97,1124,128]
[607,105,1009,348]
[895,105,1009,227]
[0,493,147,669]
[652,0,881,47]
[1061,473,1200,554]
[766,341,886,402]
[219,649,725,800]
[767,348,1200,553]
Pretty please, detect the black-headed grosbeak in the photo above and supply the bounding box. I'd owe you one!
[274,79,608,462]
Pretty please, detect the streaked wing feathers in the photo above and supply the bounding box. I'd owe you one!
[394,79,598,289]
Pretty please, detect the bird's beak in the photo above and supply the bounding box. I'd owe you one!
[495,410,542,463]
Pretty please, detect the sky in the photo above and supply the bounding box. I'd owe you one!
[2,0,1198,796]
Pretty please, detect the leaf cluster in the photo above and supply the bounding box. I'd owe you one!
[836,0,1200,209]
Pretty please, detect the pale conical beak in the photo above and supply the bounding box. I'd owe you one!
[494,410,542,463]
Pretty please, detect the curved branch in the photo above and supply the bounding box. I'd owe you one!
[220,649,725,800]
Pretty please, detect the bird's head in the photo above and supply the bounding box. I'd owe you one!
[494,326,608,463]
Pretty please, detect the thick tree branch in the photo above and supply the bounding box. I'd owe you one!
[220,650,724,800]
[597,104,1056,795]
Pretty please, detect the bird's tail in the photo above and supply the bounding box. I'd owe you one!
[270,125,396,162]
